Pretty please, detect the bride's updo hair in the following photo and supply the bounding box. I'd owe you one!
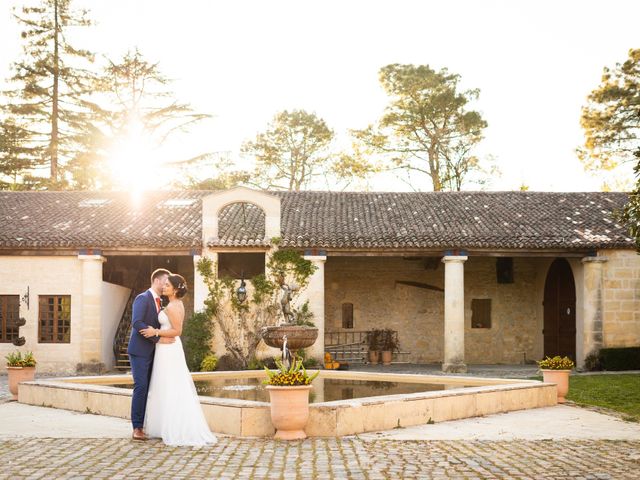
[167,273,188,298]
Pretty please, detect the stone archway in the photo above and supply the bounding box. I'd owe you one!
[543,258,576,360]
[201,187,281,243]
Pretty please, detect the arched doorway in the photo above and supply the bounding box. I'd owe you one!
[543,258,576,360]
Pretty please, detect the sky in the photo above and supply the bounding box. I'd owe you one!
[1,0,638,192]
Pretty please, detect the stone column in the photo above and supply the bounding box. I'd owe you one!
[580,256,607,369]
[301,255,326,362]
[79,254,105,365]
[193,252,217,312]
[442,255,468,373]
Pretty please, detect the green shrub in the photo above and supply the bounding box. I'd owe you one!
[583,351,603,371]
[295,348,318,368]
[302,356,318,368]
[600,347,640,371]
[537,355,574,370]
[200,354,218,372]
[293,301,315,327]
[247,356,266,370]
[182,311,214,372]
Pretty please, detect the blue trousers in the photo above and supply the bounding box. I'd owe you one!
[129,353,154,429]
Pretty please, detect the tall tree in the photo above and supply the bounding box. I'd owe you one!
[2,0,99,187]
[0,118,36,189]
[353,64,488,191]
[578,49,640,175]
[242,110,333,191]
[69,49,212,189]
[620,153,640,251]
[580,49,640,248]
[178,154,250,190]
[242,109,374,191]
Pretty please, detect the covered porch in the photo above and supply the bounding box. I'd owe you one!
[103,253,196,370]
[322,251,606,372]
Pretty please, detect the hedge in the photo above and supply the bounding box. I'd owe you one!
[599,347,640,371]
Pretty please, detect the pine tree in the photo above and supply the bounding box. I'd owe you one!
[620,150,640,252]
[578,49,640,182]
[0,118,37,189]
[352,64,488,192]
[69,48,213,189]
[2,0,99,187]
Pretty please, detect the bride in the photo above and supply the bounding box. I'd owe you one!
[140,273,216,447]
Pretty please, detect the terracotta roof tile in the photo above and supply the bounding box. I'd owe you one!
[0,190,633,251]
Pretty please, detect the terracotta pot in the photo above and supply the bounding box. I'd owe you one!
[381,350,393,366]
[7,366,36,400]
[368,350,380,364]
[541,369,571,403]
[266,385,312,440]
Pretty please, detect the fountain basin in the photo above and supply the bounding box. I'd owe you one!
[17,370,557,437]
[261,325,318,349]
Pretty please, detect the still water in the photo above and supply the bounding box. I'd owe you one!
[111,376,468,403]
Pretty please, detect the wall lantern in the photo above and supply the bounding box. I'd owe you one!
[236,277,247,303]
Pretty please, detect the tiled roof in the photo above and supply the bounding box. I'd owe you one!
[273,191,634,250]
[0,190,633,251]
[0,191,208,249]
[217,201,269,247]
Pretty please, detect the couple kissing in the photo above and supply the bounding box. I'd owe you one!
[128,268,216,446]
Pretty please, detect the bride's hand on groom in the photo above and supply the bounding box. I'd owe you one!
[139,326,157,338]
[139,326,175,343]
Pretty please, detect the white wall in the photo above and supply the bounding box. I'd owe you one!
[0,256,83,373]
[101,282,131,370]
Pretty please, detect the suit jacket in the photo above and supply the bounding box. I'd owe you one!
[127,290,160,357]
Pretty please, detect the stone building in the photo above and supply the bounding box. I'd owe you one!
[0,187,637,373]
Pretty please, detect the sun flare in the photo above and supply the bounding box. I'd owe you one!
[108,120,158,193]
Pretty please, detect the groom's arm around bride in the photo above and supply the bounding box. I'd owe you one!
[127,268,172,440]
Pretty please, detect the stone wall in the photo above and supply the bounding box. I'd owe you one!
[325,256,544,364]
[464,257,542,364]
[601,249,640,347]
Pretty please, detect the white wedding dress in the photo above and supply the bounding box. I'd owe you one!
[144,310,217,447]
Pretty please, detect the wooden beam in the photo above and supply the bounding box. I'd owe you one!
[325,248,594,257]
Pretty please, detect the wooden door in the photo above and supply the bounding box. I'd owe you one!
[543,259,576,360]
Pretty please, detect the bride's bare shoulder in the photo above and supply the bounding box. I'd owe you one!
[166,300,185,313]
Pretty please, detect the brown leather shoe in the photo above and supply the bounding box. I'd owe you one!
[132,428,148,441]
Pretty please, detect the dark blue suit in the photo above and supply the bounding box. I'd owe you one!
[127,290,160,428]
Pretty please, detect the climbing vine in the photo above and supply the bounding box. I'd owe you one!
[196,249,317,368]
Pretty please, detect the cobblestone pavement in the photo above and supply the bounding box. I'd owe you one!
[0,438,638,479]
[0,374,9,402]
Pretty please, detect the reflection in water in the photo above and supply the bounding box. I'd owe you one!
[341,387,354,401]
[109,376,468,404]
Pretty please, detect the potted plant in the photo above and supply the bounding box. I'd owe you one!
[5,350,36,400]
[537,355,574,403]
[365,329,382,364]
[380,329,399,366]
[264,357,319,440]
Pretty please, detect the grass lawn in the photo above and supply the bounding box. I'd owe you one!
[565,374,640,422]
[532,373,640,421]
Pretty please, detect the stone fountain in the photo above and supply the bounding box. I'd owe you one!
[261,283,318,364]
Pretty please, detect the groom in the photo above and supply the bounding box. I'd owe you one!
[128,268,173,441]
